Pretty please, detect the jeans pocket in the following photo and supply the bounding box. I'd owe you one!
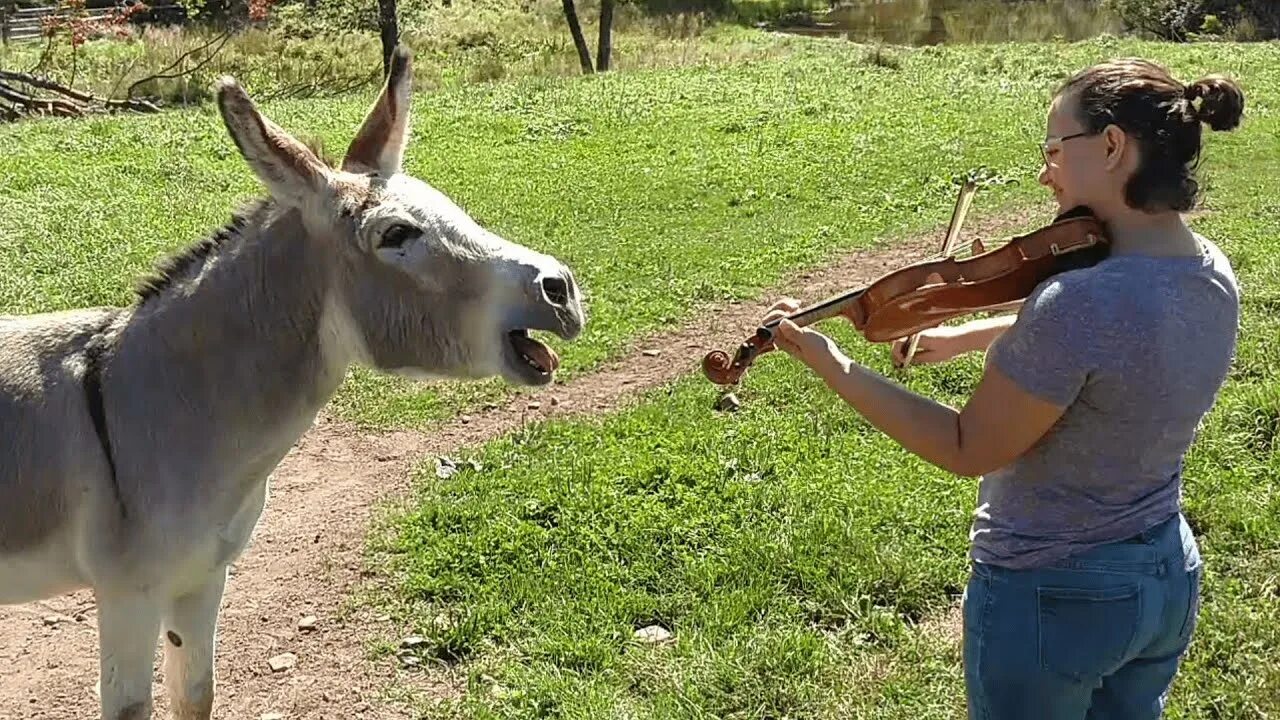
[1037,583,1142,682]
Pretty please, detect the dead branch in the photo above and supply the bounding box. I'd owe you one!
[0,80,82,117]
[258,64,380,102]
[0,70,161,120]
[125,27,234,100]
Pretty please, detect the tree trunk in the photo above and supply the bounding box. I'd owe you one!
[596,0,614,72]
[561,0,594,74]
[377,0,399,79]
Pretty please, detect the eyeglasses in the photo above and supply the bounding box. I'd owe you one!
[1040,131,1095,166]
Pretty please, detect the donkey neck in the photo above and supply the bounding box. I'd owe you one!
[106,201,361,513]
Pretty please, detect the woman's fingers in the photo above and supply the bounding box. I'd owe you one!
[760,298,802,327]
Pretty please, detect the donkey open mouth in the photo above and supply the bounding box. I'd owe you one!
[509,329,560,376]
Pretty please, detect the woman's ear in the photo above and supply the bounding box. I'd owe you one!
[1102,124,1129,172]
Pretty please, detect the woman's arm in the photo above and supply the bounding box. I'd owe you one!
[766,290,1079,478]
[804,343,1068,476]
[952,314,1019,353]
[890,312,1019,366]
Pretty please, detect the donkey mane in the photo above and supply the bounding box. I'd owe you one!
[132,199,268,306]
[133,136,338,307]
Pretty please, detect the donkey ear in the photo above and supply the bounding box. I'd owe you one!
[215,76,331,209]
[342,45,413,176]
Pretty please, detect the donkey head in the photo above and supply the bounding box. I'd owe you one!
[213,46,584,386]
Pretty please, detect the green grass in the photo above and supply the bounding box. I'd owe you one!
[12,35,1265,429]
[359,40,1280,719]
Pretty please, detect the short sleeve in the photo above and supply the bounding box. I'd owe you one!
[987,278,1094,406]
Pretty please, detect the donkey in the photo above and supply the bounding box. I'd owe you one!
[0,45,584,720]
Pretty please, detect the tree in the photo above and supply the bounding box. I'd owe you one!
[377,0,398,78]
[560,0,616,75]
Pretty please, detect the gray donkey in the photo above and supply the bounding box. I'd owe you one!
[0,45,584,719]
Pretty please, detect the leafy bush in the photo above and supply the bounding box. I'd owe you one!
[1105,0,1280,40]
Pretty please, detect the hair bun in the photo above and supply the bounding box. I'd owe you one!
[1185,75,1245,131]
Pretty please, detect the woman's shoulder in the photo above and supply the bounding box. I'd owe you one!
[1195,233,1241,296]
[1023,266,1102,313]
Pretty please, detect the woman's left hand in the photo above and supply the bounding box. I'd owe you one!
[760,298,845,370]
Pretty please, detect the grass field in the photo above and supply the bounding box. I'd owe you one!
[352,40,1280,720]
[4,27,1279,719]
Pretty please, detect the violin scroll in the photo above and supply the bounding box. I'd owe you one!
[701,326,776,385]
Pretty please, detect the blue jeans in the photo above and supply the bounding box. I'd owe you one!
[962,512,1202,719]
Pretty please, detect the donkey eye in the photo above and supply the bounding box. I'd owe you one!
[379,223,420,250]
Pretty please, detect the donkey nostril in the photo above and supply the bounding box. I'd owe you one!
[541,276,571,307]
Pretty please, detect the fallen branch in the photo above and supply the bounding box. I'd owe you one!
[0,72,163,121]
[0,80,83,117]
[1,70,160,113]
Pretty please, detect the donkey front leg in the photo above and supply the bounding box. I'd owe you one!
[96,591,163,720]
[162,568,228,720]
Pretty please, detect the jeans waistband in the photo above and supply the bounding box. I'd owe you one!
[1042,513,1190,575]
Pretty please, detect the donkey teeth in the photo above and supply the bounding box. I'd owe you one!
[509,331,557,374]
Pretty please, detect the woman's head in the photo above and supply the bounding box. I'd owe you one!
[1038,58,1244,218]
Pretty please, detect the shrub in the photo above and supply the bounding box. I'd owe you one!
[1105,0,1280,40]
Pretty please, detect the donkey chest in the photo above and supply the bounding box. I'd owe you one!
[141,477,269,594]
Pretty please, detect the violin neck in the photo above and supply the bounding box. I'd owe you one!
[764,287,865,331]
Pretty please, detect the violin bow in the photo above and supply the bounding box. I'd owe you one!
[897,178,978,369]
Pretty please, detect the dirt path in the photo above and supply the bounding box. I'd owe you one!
[0,205,1044,719]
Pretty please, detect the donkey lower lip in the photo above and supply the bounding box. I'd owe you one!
[507,329,559,375]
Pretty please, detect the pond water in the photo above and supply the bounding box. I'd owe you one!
[777,0,1126,45]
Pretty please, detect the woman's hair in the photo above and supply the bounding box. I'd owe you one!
[1055,58,1245,213]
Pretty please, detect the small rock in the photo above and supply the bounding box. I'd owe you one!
[491,683,514,699]
[42,615,62,627]
[400,635,427,649]
[714,393,741,412]
[297,616,317,631]
[634,625,673,644]
[549,396,560,406]
[435,457,458,479]
[400,655,421,668]
[642,349,661,357]
[527,401,541,410]
[267,653,296,672]
[460,415,472,424]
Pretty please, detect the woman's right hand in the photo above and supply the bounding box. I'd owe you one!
[889,326,964,367]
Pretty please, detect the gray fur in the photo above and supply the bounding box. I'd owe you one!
[0,45,584,720]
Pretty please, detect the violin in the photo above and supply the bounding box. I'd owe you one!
[701,181,1110,386]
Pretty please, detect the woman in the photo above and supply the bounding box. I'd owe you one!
[762,58,1245,718]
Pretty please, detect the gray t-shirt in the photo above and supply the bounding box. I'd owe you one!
[971,234,1240,569]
